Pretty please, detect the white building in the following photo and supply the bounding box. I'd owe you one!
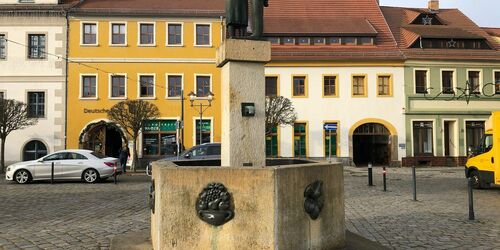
[0,0,70,165]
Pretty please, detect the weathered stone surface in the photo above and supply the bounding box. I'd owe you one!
[216,39,271,67]
[150,162,345,250]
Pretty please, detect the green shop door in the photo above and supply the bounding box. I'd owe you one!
[294,123,307,157]
[266,127,278,157]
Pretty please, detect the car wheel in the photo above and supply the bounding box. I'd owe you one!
[469,170,483,189]
[82,169,99,183]
[14,169,31,184]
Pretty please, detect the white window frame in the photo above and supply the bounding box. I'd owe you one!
[466,69,483,94]
[109,22,127,46]
[80,21,99,46]
[192,116,214,146]
[165,73,184,99]
[439,68,457,94]
[166,22,184,47]
[463,118,488,156]
[137,22,156,47]
[194,74,213,99]
[410,119,436,157]
[79,73,98,100]
[194,23,212,47]
[108,73,128,100]
[137,73,156,99]
[413,68,430,94]
[440,119,459,157]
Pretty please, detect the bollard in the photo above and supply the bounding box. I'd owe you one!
[113,166,117,184]
[468,177,475,220]
[383,166,387,192]
[368,163,373,186]
[51,162,54,184]
[412,166,417,201]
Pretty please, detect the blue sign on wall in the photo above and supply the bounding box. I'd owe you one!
[323,123,337,131]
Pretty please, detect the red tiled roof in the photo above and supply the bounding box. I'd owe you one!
[264,0,402,61]
[483,27,500,37]
[381,6,500,61]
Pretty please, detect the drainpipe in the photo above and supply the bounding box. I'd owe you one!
[64,9,69,149]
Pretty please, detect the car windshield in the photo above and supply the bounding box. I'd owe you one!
[91,152,106,159]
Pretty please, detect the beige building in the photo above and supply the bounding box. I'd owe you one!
[0,0,72,165]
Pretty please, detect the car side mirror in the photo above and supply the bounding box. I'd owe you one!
[467,146,474,157]
[184,153,191,159]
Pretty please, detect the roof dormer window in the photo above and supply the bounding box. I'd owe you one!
[411,13,443,25]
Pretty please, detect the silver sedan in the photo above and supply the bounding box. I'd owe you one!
[5,149,121,184]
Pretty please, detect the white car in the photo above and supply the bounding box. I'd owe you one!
[5,149,120,184]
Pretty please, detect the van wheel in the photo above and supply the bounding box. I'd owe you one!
[469,170,483,189]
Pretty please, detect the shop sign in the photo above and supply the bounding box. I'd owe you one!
[84,108,110,114]
[195,120,211,132]
[144,120,177,132]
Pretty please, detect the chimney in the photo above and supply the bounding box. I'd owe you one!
[428,0,439,12]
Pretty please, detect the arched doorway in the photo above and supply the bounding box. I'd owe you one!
[79,120,126,158]
[353,123,390,166]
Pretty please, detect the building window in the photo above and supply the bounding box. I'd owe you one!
[323,75,337,96]
[195,75,211,97]
[167,23,182,45]
[313,37,325,45]
[267,37,279,45]
[441,70,454,94]
[0,34,5,59]
[359,37,373,45]
[82,23,97,45]
[23,140,48,161]
[466,121,485,151]
[0,91,4,99]
[294,123,307,157]
[413,121,433,156]
[298,37,310,45]
[377,75,391,96]
[139,23,155,45]
[343,37,356,45]
[328,37,340,45]
[81,75,97,98]
[143,120,178,156]
[27,92,45,118]
[111,23,126,45]
[415,70,428,94]
[292,76,306,97]
[265,76,278,96]
[167,75,182,97]
[495,71,500,94]
[195,119,211,145]
[266,126,278,157]
[468,71,481,93]
[111,75,126,98]
[195,24,210,46]
[139,75,155,97]
[283,37,295,45]
[324,123,338,157]
[28,34,46,59]
[352,75,366,96]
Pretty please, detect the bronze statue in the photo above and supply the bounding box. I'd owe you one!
[226,0,248,38]
[226,0,269,39]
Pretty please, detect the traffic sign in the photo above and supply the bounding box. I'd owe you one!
[323,123,337,131]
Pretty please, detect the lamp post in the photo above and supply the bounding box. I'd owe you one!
[188,91,214,145]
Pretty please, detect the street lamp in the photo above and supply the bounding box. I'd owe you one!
[187,91,214,145]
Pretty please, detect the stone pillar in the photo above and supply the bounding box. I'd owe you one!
[216,39,271,167]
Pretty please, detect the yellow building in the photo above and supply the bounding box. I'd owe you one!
[67,1,224,163]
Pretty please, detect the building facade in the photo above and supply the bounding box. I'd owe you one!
[382,2,500,166]
[66,0,224,164]
[0,0,69,165]
[263,0,406,166]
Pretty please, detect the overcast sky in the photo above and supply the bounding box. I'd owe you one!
[379,0,500,27]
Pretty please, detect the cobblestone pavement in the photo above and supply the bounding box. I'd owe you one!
[345,166,500,250]
[0,175,151,250]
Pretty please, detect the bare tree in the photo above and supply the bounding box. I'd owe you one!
[265,96,297,135]
[0,99,38,173]
[107,100,160,172]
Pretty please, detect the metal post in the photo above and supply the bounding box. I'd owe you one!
[328,130,332,163]
[368,163,373,186]
[114,166,117,184]
[51,162,54,184]
[180,89,184,154]
[468,177,475,220]
[383,166,387,192]
[199,104,203,145]
[412,166,417,201]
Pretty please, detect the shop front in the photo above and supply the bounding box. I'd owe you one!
[142,120,178,159]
